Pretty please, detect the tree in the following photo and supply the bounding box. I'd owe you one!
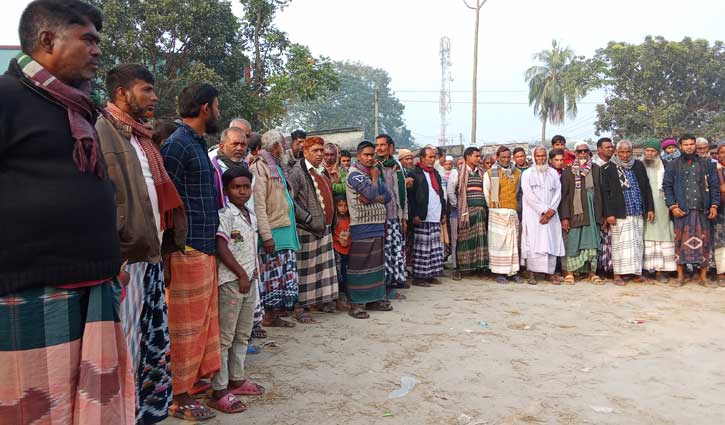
[591,36,725,139]
[525,40,586,144]
[284,61,415,148]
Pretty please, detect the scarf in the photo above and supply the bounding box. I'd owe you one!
[489,161,513,208]
[217,149,246,169]
[419,164,441,195]
[457,164,484,226]
[661,149,681,162]
[16,53,104,178]
[570,158,594,220]
[259,149,286,181]
[106,102,184,231]
[377,156,407,210]
[610,154,635,189]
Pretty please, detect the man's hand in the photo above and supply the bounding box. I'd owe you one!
[647,211,655,222]
[709,206,718,220]
[672,207,687,218]
[263,238,275,255]
[413,216,421,226]
[405,177,414,188]
[539,215,550,225]
[375,195,386,204]
[545,208,556,219]
[370,166,381,181]
[238,272,251,294]
[561,218,570,231]
[606,216,616,226]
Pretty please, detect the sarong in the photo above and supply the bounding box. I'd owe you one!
[252,278,265,329]
[714,247,725,274]
[259,248,299,310]
[610,216,644,275]
[166,250,220,395]
[565,192,599,273]
[449,209,458,269]
[347,237,386,304]
[384,219,407,287]
[121,262,173,424]
[526,252,557,274]
[0,281,135,425]
[674,211,711,267]
[643,241,677,272]
[566,249,598,273]
[456,206,488,272]
[296,226,338,307]
[488,208,520,275]
[335,251,349,295]
[598,226,613,273]
[412,222,445,279]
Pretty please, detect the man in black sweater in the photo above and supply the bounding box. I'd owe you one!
[0,1,132,423]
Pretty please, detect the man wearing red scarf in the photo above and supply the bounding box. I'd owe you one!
[408,146,447,286]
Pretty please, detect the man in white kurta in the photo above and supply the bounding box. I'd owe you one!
[520,147,566,279]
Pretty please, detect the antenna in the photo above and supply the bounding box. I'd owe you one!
[439,36,452,147]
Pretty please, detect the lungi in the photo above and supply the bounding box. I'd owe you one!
[347,237,386,304]
[166,250,220,395]
[121,262,172,424]
[714,248,725,274]
[259,248,299,311]
[610,215,644,275]
[384,219,407,287]
[296,226,338,307]
[449,209,458,268]
[0,281,135,425]
[643,241,677,272]
[412,222,445,279]
[488,208,520,275]
[598,226,613,273]
[526,252,557,274]
[456,206,488,272]
[565,192,599,273]
[566,249,598,273]
[674,211,711,267]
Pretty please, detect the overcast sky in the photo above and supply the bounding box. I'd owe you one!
[2,0,723,145]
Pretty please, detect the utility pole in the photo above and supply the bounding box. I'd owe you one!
[373,87,380,136]
[438,37,452,147]
[463,0,488,145]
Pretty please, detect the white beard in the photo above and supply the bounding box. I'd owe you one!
[536,163,549,173]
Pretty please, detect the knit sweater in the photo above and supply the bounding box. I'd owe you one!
[346,163,391,238]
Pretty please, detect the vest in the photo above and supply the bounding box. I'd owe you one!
[346,167,387,227]
[487,167,520,210]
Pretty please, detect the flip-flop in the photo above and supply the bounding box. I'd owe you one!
[207,393,246,414]
[170,402,218,421]
[295,312,318,324]
[495,276,509,285]
[563,274,575,285]
[229,380,265,396]
[268,317,296,328]
[613,278,626,286]
[589,275,604,285]
[251,328,268,339]
[348,305,370,319]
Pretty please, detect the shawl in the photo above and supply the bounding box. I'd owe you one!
[489,161,513,207]
[457,164,485,226]
[377,155,407,210]
[259,149,286,181]
[17,53,104,178]
[610,154,635,189]
[419,164,441,194]
[570,158,594,220]
[660,149,681,162]
[106,102,184,231]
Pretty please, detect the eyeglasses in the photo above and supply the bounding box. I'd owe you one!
[575,149,590,153]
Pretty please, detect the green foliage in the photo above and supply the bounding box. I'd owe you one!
[284,61,415,148]
[590,36,725,140]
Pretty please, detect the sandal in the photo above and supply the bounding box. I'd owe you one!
[495,276,509,285]
[613,278,626,286]
[366,301,394,311]
[550,275,562,285]
[563,274,575,285]
[321,302,337,313]
[295,311,318,324]
[348,305,370,319]
[207,393,246,414]
[390,292,407,300]
[412,279,431,287]
[170,402,218,421]
[508,275,524,284]
[189,381,212,397]
[719,278,725,288]
[268,317,296,328]
[589,275,604,285]
[251,328,268,339]
[229,380,265,396]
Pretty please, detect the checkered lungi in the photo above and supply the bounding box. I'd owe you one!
[643,240,677,272]
[296,226,338,307]
[384,218,407,287]
[611,215,644,275]
[412,221,445,279]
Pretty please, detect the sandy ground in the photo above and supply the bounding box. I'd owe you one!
[163,276,725,425]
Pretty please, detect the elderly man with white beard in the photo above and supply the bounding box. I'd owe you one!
[520,146,566,284]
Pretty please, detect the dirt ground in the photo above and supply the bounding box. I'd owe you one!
[163,276,725,425]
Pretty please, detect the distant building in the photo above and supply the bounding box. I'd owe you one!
[307,127,365,152]
[0,45,21,69]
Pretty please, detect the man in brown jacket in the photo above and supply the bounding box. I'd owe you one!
[96,63,185,422]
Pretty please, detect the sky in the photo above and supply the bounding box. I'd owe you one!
[2,0,724,146]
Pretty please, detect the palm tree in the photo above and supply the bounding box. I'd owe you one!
[525,40,582,144]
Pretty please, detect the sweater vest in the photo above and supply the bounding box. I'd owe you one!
[487,168,520,210]
[346,172,387,227]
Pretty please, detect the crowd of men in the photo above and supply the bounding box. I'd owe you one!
[4,1,725,424]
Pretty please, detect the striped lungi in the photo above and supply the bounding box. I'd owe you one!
[259,248,299,310]
[121,262,173,424]
[674,211,711,267]
[643,240,676,272]
[456,206,488,272]
[296,226,338,307]
[413,221,445,279]
[384,219,407,287]
[598,226,613,273]
[347,237,387,305]
[0,281,135,424]
[488,208,520,276]
[166,250,221,395]
[611,216,644,275]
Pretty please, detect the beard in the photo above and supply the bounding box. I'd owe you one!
[536,163,549,173]
[205,113,219,135]
[127,94,148,120]
[643,157,659,168]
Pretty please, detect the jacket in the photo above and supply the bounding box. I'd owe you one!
[96,114,186,263]
[288,159,333,238]
[600,160,654,219]
[250,155,294,242]
[409,166,447,221]
[0,59,120,295]
[663,156,720,212]
[559,164,603,228]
